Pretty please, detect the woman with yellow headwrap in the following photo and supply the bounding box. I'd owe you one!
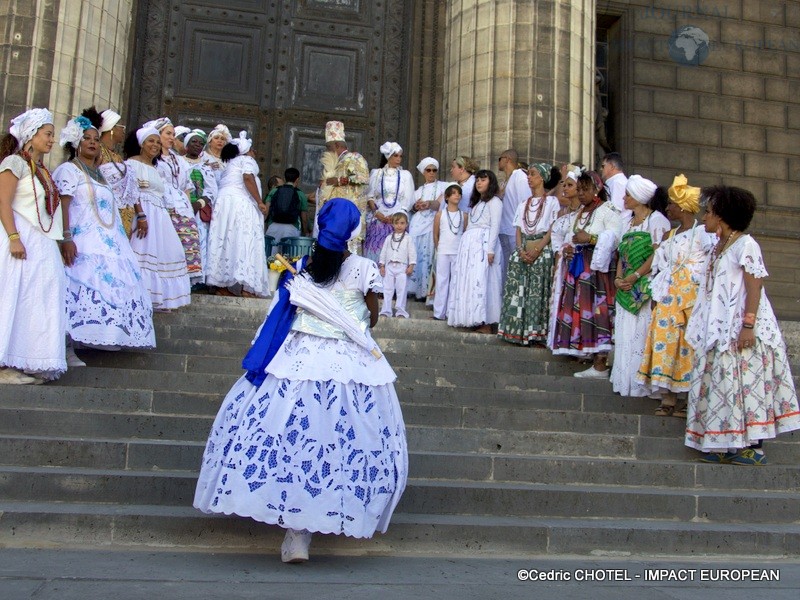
[636,175,713,416]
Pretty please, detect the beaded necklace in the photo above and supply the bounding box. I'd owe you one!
[19,150,59,232]
[380,168,401,209]
[389,231,406,251]
[422,181,438,205]
[471,199,488,224]
[572,197,602,234]
[445,208,463,235]
[100,145,127,177]
[704,229,739,298]
[163,152,181,189]
[522,194,547,234]
[72,159,115,230]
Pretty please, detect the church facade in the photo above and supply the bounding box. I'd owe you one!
[2,0,798,317]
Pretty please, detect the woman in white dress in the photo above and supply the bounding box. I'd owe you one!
[685,186,800,466]
[148,117,203,283]
[203,123,230,177]
[0,108,67,383]
[408,157,447,300]
[121,127,191,310]
[53,115,155,350]
[194,198,407,562]
[364,142,415,264]
[205,131,269,297]
[609,175,670,397]
[447,169,504,333]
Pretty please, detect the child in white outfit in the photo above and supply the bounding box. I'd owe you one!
[379,212,416,318]
[432,185,468,320]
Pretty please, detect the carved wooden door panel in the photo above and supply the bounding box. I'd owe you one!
[129,0,410,191]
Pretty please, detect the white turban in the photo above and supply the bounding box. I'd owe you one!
[99,110,121,133]
[416,157,439,174]
[136,126,160,146]
[232,130,252,155]
[625,174,658,204]
[380,141,402,159]
[9,108,53,150]
[174,126,191,139]
[143,117,172,131]
[565,166,583,182]
[208,123,231,142]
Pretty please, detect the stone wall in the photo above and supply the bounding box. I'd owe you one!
[616,0,800,318]
[0,0,134,165]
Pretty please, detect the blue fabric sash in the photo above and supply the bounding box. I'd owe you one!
[568,245,587,278]
[241,257,307,386]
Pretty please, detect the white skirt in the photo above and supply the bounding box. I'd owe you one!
[610,302,653,397]
[194,367,408,538]
[447,227,503,327]
[0,218,67,379]
[129,198,191,310]
[206,189,269,296]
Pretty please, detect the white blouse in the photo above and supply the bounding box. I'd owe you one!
[467,196,502,255]
[686,234,782,353]
[368,167,416,216]
[0,155,63,240]
[513,194,560,237]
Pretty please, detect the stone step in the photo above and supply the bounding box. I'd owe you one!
[1,466,798,524]
[2,501,797,557]
[1,436,797,492]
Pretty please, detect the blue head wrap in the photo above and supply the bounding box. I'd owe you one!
[316,198,361,252]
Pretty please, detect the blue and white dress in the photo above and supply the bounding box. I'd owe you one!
[194,255,407,538]
[53,161,155,349]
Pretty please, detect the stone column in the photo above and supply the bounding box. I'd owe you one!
[0,0,134,162]
[442,0,596,169]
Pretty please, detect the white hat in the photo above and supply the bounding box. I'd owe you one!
[380,141,402,159]
[99,110,121,134]
[416,157,439,174]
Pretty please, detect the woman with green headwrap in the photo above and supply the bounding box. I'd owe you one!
[184,128,217,284]
[498,163,561,345]
[610,175,670,397]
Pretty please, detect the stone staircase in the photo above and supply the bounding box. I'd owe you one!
[1,294,799,558]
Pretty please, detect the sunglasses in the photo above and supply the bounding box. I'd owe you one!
[425,168,438,172]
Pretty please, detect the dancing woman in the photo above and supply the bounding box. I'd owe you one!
[194,198,407,562]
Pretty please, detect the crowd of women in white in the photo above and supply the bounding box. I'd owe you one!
[370,143,798,467]
[0,107,271,385]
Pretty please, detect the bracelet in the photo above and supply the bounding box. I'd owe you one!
[197,198,206,209]
[589,234,598,245]
[136,212,146,218]
[137,215,148,221]
[633,271,641,280]
[742,324,754,329]
[62,231,73,240]
[743,312,756,325]
[8,232,20,241]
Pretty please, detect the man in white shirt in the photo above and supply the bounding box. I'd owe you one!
[601,152,629,219]
[497,149,529,287]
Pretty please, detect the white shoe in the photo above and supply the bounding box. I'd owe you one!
[66,347,86,368]
[574,366,609,379]
[281,528,312,563]
[0,368,38,385]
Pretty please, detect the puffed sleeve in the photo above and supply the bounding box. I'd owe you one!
[739,235,769,279]
[240,156,259,176]
[0,155,27,178]
[361,256,383,293]
[512,200,526,230]
[52,162,81,197]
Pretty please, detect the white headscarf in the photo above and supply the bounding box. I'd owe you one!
[416,157,439,174]
[99,110,121,134]
[565,166,583,183]
[174,126,191,139]
[625,174,658,204]
[144,117,172,132]
[208,123,232,142]
[380,141,402,159]
[136,126,160,146]
[232,130,252,155]
[9,108,54,150]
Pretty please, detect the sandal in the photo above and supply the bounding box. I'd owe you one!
[654,403,676,417]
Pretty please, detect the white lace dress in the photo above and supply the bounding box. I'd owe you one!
[205,155,269,296]
[408,180,447,299]
[194,256,408,538]
[447,197,504,327]
[122,160,191,310]
[0,155,66,379]
[684,234,800,451]
[610,211,670,397]
[53,162,155,349]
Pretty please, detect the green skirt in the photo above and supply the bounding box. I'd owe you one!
[498,233,554,345]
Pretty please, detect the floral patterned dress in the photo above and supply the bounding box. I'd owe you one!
[53,162,155,348]
[684,234,800,451]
